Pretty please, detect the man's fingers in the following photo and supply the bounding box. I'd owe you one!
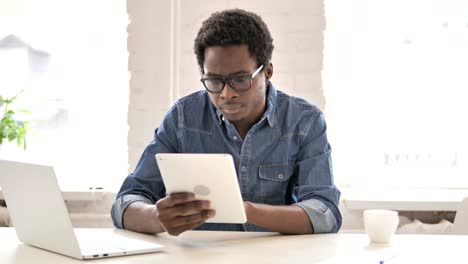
[166,221,207,236]
[156,192,197,208]
[157,200,212,221]
[156,197,216,236]
[170,210,216,228]
[164,200,211,217]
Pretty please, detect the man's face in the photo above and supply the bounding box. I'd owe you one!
[203,45,270,125]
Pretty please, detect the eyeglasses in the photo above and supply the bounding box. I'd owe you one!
[200,65,264,93]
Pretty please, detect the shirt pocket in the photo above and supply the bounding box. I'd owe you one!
[258,162,295,205]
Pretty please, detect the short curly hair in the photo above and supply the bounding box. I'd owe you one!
[194,9,274,73]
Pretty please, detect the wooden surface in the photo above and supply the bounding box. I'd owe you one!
[1,228,467,263]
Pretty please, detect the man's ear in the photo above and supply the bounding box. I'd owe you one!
[264,62,273,82]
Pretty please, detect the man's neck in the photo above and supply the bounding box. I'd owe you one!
[232,123,250,139]
[232,106,267,139]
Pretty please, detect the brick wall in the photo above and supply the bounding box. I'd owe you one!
[127,0,325,172]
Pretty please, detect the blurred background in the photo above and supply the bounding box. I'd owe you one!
[1,0,468,231]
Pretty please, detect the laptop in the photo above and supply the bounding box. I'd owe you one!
[0,160,165,259]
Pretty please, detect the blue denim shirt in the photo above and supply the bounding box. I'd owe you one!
[111,83,341,233]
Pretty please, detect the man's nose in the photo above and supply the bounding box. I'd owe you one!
[220,82,238,100]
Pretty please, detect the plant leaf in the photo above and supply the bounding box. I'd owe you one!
[0,90,29,150]
[8,128,17,141]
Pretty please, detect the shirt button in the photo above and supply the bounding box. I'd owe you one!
[278,174,284,179]
[241,167,247,172]
[233,136,238,141]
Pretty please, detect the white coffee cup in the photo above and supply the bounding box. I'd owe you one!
[363,209,399,244]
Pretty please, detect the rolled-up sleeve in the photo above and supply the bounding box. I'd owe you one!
[294,110,342,233]
[111,194,153,229]
[294,199,338,233]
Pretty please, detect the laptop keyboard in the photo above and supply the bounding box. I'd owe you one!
[80,241,129,255]
[78,236,158,256]
[81,244,128,254]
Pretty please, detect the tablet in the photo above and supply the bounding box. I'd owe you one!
[155,153,247,224]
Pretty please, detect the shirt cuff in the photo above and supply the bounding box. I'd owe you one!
[111,194,153,229]
[294,199,338,234]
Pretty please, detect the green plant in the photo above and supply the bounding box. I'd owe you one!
[0,91,30,150]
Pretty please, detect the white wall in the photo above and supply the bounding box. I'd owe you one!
[124,0,455,234]
[127,0,326,172]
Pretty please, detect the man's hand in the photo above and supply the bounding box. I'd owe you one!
[155,192,215,236]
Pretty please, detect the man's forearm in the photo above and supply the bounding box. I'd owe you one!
[244,202,314,234]
[123,201,165,234]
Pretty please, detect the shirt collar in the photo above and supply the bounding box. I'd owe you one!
[213,82,277,128]
[263,82,277,127]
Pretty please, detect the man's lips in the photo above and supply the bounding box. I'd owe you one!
[220,104,242,114]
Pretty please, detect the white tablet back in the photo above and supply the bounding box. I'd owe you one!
[155,153,246,224]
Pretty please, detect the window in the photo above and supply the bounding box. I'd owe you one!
[0,0,128,189]
[324,0,468,189]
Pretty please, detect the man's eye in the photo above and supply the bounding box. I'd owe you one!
[206,79,223,84]
[232,76,249,83]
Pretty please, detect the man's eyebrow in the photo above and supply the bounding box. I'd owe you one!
[204,70,251,77]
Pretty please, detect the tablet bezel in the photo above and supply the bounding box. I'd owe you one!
[155,153,247,224]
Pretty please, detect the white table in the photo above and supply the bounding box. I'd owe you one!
[342,187,468,211]
[0,227,467,263]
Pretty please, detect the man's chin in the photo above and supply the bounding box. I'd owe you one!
[220,106,244,120]
[222,111,243,122]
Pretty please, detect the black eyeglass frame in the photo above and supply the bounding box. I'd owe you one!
[200,65,264,93]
